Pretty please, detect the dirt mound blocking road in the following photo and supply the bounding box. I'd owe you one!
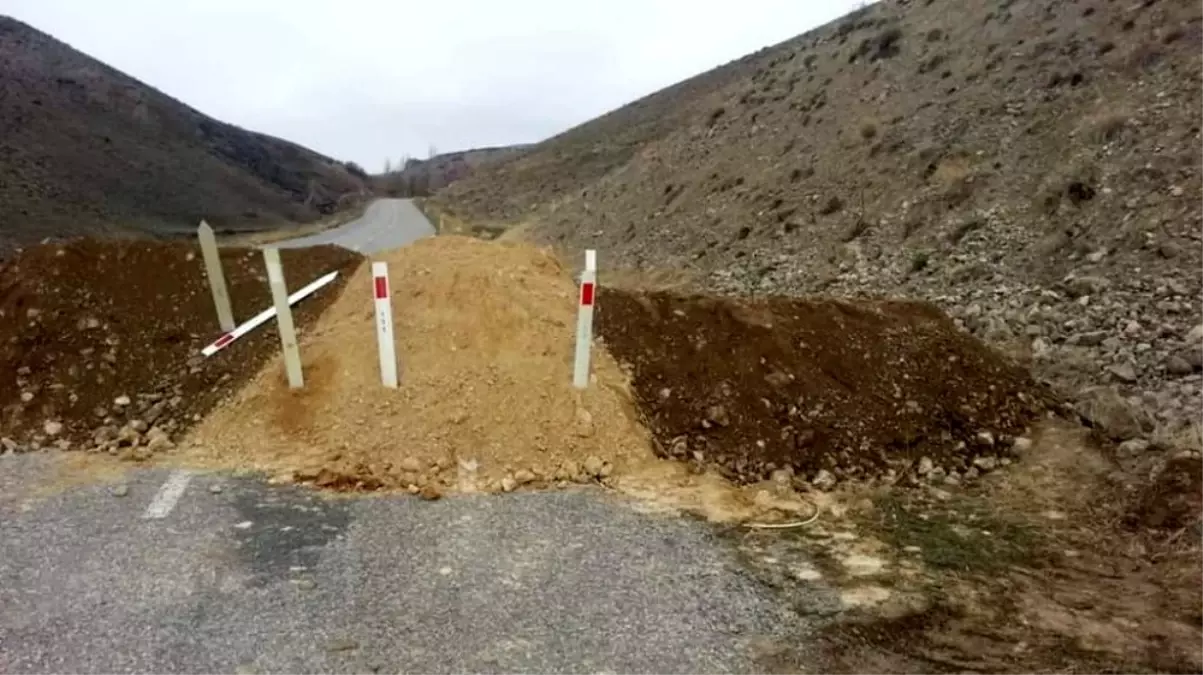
[0,239,360,452]
[597,289,1055,486]
[182,236,656,494]
[182,236,1053,497]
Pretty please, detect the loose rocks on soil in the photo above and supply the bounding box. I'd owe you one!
[0,238,361,450]
[597,289,1055,485]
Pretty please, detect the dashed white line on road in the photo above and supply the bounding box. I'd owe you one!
[142,470,193,519]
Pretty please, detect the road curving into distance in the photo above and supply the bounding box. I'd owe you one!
[275,198,435,254]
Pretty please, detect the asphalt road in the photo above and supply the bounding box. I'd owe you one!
[275,199,435,254]
[0,456,821,674]
[0,202,828,673]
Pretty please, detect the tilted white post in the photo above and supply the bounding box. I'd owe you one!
[573,249,597,389]
[262,247,304,388]
[200,271,339,358]
[372,262,398,388]
[197,220,235,332]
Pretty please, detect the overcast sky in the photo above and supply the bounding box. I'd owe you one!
[8,0,864,170]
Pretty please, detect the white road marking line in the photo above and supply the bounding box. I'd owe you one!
[142,470,193,520]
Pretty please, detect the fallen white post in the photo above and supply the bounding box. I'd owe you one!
[197,220,235,332]
[263,248,304,388]
[372,261,398,388]
[201,271,338,357]
[573,249,597,389]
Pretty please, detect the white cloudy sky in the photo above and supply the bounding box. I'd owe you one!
[7,0,864,170]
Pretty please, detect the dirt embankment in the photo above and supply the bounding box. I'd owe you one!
[175,236,1056,499]
[6,234,1183,532]
[180,236,655,494]
[597,289,1055,486]
[0,238,361,452]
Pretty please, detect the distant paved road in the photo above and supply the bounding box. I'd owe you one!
[276,199,434,254]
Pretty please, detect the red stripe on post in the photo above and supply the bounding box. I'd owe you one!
[374,277,388,299]
[581,282,595,306]
[213,333,234,348]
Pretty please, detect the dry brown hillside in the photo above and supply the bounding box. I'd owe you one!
[436,0,1203,461]
[0,16,368,255]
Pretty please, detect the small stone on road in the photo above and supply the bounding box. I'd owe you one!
[325,638,359,653]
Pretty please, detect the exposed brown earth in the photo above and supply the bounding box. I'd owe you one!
[597,288,1053,486]
[0,16,369,256]
[0,238,360,455]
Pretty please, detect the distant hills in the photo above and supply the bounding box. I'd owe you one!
[0,15,369,253]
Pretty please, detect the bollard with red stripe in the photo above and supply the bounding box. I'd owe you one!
[573,250,597,389]
[372,262,399,388]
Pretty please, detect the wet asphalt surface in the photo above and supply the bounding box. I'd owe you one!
[0,201,828,673]
[274,199,434,253]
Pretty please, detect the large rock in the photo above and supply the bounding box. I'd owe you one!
[812,469,837,491]
[1064,275,1110,298]
[144,400,168,425]
[1070,330,1108,347]
[1075,386,1153,441]
[583,455,606,478]
[1180,347,1203,371]
[93,425,119,444]
[145,427,173,453]
[1118,438,1151,458]
[1166,354,1195,376]
[1107,362,1138,383]
[116,425,143,447]
[917,456,934,476]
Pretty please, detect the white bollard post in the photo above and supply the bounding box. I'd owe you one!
[197,220,235,332]
[573,249,597,389]
[262,247,304,389]
[372,261,398,388]
[200,271,339,358]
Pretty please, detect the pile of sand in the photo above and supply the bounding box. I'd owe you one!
[180,236,656,494]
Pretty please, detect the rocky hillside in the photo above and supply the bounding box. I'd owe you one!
[437,0,1203,459]
[0,16,368,254]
